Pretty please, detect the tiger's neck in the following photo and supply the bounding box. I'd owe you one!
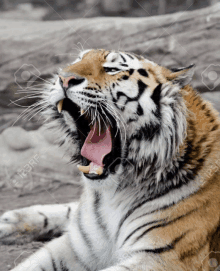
[119,85,220,200]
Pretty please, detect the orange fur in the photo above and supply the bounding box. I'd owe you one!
[62,49,220,270]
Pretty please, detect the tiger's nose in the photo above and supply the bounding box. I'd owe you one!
[59,75,85,90]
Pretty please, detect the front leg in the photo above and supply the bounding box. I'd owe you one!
[11,234,84,271]
[0,202,79,243]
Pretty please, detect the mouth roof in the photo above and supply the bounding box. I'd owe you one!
[60,98,121,179]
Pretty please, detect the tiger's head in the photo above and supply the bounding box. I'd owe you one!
[43,49,195,190]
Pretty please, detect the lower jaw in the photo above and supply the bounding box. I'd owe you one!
[83,170,109,180]
[79,131,122,181]
[80,157,113,180]
[80,150,122,181]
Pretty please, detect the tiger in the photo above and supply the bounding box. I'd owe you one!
[0,49,220,271]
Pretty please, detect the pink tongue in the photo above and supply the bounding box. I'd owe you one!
[81,123,112,173]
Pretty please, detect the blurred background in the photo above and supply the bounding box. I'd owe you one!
[0,0,218,20]
[0,0,220,269]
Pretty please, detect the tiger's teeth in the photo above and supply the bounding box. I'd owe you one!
[57,99,64,113]
[81,109,85,115]
[96,167,103,175]
[77,165,103,175]
[77,165,90,174]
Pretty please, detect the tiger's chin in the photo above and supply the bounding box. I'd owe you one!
[57,97,122,181]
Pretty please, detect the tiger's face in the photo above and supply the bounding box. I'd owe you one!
[44,49,194,187]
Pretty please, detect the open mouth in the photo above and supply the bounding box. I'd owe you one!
[57,98,121,180]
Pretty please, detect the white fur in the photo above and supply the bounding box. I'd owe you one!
[0,50,200,271]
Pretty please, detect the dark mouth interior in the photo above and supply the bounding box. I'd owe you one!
[61,98,121,180]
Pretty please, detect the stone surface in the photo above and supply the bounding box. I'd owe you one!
[2,126,33,151]
[0,126,80,194]
[0,3,220,101]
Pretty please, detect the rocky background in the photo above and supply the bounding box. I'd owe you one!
[0,1,220,270]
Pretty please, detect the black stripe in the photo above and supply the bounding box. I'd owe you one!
[136,103,143,116]
[130,201,176,223]
[104,52,110,59]
[121,75,129,80]
[120,63,128,67]
[105,67,120,72]
[138,69,149,77]
[170,64,194,73]
[52,258,58,271]
[134,231,188,255]
[130,121,160,141]
[116,199,151,241]
[77,208,94,250]
[126,53,134,59]
[132,53,143,60]
[180,239,208,260]
[127,117,137,123]
[81,92,100,99]
[84,87,96,90]
[151,84,162,118]
[129,69,134,75]
[109,87,120,110]
[94,191,109,239]
[137,80,147,98]
[38,212,48,228]
[66,207,71,219]
[133,209,197,245]
[41,268,46,271]
[120,265,131,271]
[121,219,164,247]
[120,53,126,62]
[211,124,219,131]
[95,83,101,89]
[72,247,92,271]
[116,79,146,103]
[60,260,69,271]
[139,172,196,213]
[116,192,185,242]
[172,115,178,147]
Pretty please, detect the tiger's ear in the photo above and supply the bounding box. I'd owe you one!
[167,64,195,87]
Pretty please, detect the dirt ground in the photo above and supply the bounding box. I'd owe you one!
[0,183,82,271]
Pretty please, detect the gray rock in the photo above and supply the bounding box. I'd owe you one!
[39,126,60,145]
[0,126,80,193]
[0,3,220,98]
[2,126,33,151]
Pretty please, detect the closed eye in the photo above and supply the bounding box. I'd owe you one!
[104,67,120,73]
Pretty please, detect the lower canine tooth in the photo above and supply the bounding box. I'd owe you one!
[77,165,90,174]
[57,99,64,113]
[81,109,85,115]
[96,167,103,175]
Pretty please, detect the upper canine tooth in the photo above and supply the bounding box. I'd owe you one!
[96,167,103,175]
[57,99,63,113]
[81,109,85,115]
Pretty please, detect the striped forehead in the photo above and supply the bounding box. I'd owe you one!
[104,51,156,69]
[70,49,157,72]
[104,52,141,69]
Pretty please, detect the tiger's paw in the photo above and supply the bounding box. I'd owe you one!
[0,208,47,244]
[0,203,77,244]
